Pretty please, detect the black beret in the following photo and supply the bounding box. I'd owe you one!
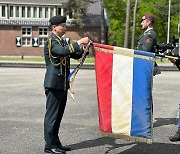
[49,16,67,25]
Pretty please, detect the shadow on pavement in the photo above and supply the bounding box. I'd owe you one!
[154,118,177,128]
[69,137,133,152]
[119,142,180,154]
[69,136,180,154]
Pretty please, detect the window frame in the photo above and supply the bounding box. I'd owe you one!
[38,27,48,47]
[21,26,32,47]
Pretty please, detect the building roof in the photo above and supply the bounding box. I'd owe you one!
[86,0,101,15]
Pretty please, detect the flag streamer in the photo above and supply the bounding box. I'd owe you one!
[68,42,92,100]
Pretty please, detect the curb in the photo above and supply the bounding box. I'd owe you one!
[0,61,179,71]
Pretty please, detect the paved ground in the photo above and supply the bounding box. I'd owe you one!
[0,68,180,154]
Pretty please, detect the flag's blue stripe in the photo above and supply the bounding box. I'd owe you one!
[134,50,155,58]
[130,55,153,139]
[68,69,76,81]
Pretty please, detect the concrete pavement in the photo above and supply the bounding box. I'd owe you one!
[0,68,180,154]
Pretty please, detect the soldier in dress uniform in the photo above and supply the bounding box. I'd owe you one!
[43,15,91,154]
[137,14,161,76]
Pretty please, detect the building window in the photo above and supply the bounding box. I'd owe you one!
[39,27,48,46]
[58,8,61,16]
[27,6,31,18]
[22,27,31,35]
[2,5,6,17]
[45,7,48,18]
[50,7,54,18]
[15,6,19,17]
[21,27,32,46]
[39,28,48,36]
[22,37,31,46]
[10,6,14,17]
[39,38,48,46]
[22,6,25,17]
[33,7,37,18]
[39,7,43,18]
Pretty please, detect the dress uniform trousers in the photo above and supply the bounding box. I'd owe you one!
[44,88,67,149]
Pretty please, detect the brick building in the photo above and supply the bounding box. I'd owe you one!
[0,0,107,56]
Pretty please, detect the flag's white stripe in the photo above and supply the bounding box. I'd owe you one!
[111,48,134,135]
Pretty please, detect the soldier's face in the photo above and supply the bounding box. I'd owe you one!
[53,23,67,37]
[141,16,150,29]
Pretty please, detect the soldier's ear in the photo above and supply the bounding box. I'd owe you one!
[52,25,56,30]
[147,20,151,26]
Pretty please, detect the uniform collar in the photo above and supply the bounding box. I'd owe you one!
[144,28,153,34]
[138,28,153,41]
[52,32,63,40]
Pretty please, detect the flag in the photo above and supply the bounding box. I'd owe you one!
[94,43,155,143]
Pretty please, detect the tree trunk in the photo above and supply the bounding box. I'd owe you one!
[124,0,131,48]
[101,0,105,44]
[131,0,138,49]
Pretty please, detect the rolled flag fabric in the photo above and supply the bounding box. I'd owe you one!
[94,43,155,143]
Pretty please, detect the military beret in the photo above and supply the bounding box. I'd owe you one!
[144,14,153,19]
[49,16,67,25]
[144,14,154,23]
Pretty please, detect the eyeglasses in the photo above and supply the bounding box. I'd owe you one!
[141,18,146,23]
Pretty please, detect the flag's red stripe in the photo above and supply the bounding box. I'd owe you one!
[94,43,114,50]
[95,50,113,133]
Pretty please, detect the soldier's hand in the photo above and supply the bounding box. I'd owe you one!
[78,37,91,45]
[169,58,176,63]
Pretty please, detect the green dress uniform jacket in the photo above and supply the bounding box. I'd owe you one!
[43,33,83,149]
[44,33,83,90]
[137,28,157,53]
[137,28,161,76]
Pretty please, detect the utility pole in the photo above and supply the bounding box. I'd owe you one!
[167,0,171,43]
[124,0,131,48]
[131,0,138,49]
[101,0,105,44]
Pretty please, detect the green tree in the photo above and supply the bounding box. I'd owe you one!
[104,0,179,47]
[104,0,127,46]
[137,0,179,44]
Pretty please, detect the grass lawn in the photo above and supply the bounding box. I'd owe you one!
[0,56,171,64]
[0,56,95,63]
[0,56,44,62]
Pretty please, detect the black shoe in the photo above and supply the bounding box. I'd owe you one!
[44,148,66,154]
[169,131,180,142]
[58,144,71,151]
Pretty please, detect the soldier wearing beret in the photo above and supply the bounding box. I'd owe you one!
[137,14,161,76]
[43,15,91,154]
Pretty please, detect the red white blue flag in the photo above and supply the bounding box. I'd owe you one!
[94,43,155,143]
